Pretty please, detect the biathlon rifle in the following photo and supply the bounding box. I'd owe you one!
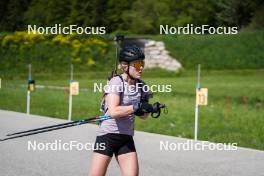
[108,35,124,80]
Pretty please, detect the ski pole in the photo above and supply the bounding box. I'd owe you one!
[0,115,111,142]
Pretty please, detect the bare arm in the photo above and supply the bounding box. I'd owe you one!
[106,93,134,118]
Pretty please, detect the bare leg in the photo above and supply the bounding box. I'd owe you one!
[88,152,112,176]
[117,152,139,176]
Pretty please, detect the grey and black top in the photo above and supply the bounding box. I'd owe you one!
[97,76,149,136]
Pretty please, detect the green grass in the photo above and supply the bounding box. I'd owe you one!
[0,69,263,150]
[1,31,264,149]
[152,30,264,69]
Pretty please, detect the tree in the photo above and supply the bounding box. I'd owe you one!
[24,0,49,26]
[170,0,216,26]
[1,0,31,31]
[246,3,264,30]
[103,0,133,32]
[122,0,173,34]
[0,0,10,31]
[215,0,258,29]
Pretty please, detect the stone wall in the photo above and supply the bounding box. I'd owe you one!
[144,40,182,71]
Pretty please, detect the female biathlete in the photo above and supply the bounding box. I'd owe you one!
[88,46,157,176]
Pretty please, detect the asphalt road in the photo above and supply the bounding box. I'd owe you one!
[0,110,263,176]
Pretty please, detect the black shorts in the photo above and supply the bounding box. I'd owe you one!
[93,133,136,157]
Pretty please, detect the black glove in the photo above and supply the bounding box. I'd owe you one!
[152,102,161,113]
[133,102,154,116]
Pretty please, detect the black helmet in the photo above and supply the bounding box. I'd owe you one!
[119,46,145,62]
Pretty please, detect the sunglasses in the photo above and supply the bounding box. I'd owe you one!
[130,60,145,71]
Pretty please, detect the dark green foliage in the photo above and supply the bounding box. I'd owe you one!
[0,0,31,31]
[0,0,263,33]
[246,4,264,31]
[215,0,260,29]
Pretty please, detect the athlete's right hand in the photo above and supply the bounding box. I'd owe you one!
[133,102,154,116]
